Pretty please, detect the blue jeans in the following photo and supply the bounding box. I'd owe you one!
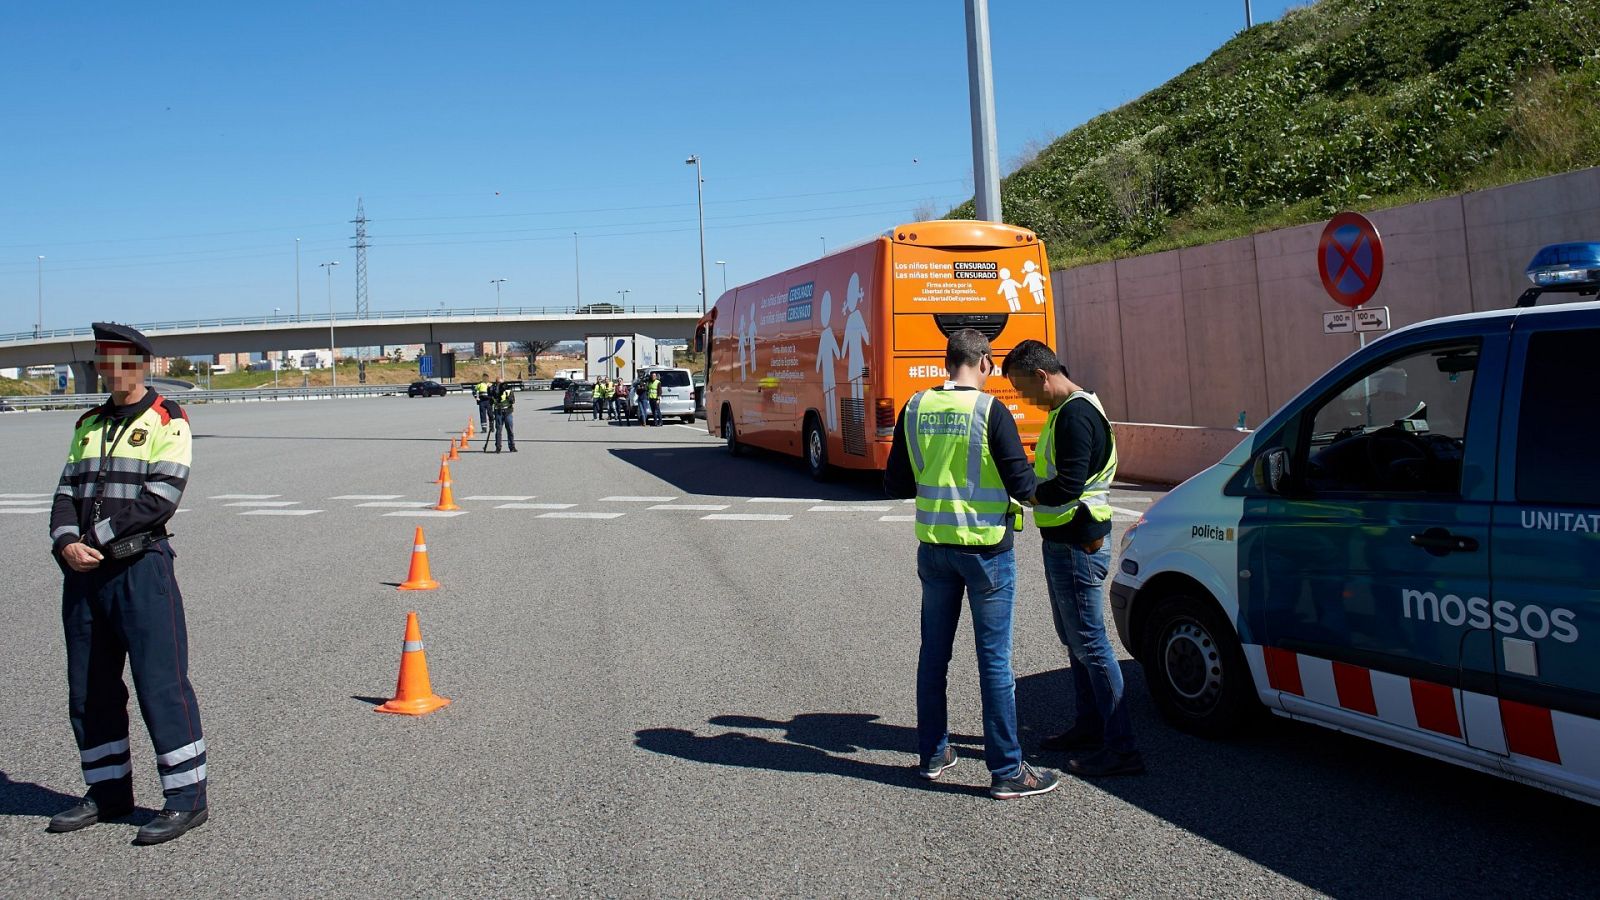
[1041,539,1134,752]
[916,543,1022,779]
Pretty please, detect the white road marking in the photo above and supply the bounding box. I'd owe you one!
[879,515,916,523]
[328,494,405,500]
[225,501,300,508]
[1109,506,1145,518]
[239,509,323,516]
[1112,496,1154,503]
[210,493,280,500]
[671,424,704,431]
[649,504,729,511]
[383,510,468,518]
[702,513,792,521]
[357,501,432,508]
[0,499,51,505]
[807,505,894,512]
[464,495,535,501]
[496,503,575,510]
[537,512,624,519]
[746,497,822,504]
[599,496,677,502]
[0,493,52,499]
[0,508,51,515]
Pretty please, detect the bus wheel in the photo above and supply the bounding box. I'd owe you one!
[804,418,830,481]
[722,409,744,457]
[1141,593,1256,738]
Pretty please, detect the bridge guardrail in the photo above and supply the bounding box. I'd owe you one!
[1,380,560,412]
[0,305,704,343]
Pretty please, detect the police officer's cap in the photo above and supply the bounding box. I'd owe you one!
[92,322,155,357]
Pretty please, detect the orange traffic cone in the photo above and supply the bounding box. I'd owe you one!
[457,432,468,450]
[434,478,460,511]
[434,457,452,484]
[397,526,439,591]
[466,419,475,438]
[374,612,450,716]
[447,439,460,461]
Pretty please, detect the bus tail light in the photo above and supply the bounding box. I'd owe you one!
[875,397,896,437]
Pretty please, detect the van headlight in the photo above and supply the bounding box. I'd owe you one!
[1119,516,1144,555]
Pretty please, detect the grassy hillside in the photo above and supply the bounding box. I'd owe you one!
[952,0,1600,266]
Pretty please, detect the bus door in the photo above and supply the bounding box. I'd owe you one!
[1243,331,1507,750]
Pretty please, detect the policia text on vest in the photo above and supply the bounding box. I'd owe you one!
[45,322,210,845]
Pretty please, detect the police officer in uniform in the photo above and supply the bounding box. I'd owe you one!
[46,323,209,844]
[884,328,1060,800]
[492,379,518,452]
[645,372,662,427]
[474,375,493,432]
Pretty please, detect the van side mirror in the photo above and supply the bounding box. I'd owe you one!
[1253,448,1290,495]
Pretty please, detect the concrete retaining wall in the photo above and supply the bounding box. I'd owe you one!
[1112,422,1251,486]
[1054,166,1600,429]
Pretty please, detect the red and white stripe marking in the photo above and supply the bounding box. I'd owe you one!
[1246,644,1600,781]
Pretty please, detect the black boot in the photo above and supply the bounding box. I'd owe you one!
[133,807,209,845]
[47,796,134,833]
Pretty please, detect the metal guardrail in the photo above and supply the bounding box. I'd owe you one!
[0,305,704,343]
[1,379,561,412]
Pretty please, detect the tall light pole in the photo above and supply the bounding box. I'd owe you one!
[272,308,281,388]
[965,0,1003,222]
[715,260,728,295]
[321,261,340,387]
[617,288,630,308]
[35,255,44,338]
[1244,0,1254,28]
[820,237,827,256]
[685,155,708,315]
[573,232,581,308]
[295,238,302,318]
[490,278,508,379]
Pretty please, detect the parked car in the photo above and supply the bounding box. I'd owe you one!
[562,380,594,413]
[1111,243,1600,805]
[408,380,447,397]
[550,377,571,392]
[627,366,697,423]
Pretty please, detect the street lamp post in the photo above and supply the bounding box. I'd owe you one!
[685,155,708,315]
[295,238,302,318]
[35,255,44,338]
[715,260,727,295]
[491,278,509,380]
[321,261,340,388]
[573,232,581,307]
[820,237,827,256]
[617,288,630,309]
[272,307,281,388]
[965,0,1003,222]
[1244,0,1254,28]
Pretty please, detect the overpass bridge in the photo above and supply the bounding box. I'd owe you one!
[0,305,703,389]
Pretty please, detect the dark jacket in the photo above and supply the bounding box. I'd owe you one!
[1035,395,1115,546]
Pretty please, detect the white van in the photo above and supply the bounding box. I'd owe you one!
[1112,244,1600,805]
[631,366,696,423]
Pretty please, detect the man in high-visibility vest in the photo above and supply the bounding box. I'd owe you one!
[884,328,1060,800]
[474,375,492,432]
[593,378,610,421]
[1003,339,1143,778]
[492,380,517,452]
[645,372,662,427]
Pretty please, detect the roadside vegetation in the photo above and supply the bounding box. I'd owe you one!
[950,0,1600,267]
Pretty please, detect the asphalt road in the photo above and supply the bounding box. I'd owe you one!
[1,394,1594,898]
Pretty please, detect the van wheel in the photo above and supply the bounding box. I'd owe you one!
[722,410,744,457]
[1141,593,1257,738]
[681,415,696,425]
[804,418,830,481]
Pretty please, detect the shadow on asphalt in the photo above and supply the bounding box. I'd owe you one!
[608,446,887,501]
[640,665,1592,896]
[0,772,81,818]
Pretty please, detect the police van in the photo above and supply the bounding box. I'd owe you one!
[1111,243,1600,805]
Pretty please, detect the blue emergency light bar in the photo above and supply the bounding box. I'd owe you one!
[1525,242,1600,287]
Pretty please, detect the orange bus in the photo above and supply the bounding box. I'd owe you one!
[695,220,1057,479]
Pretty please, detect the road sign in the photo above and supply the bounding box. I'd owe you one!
[1355,306,1391,332]
[54,364,69,392]
[419,355,433,378]
[1318,212,1384,308]
[1322,310,1355,334]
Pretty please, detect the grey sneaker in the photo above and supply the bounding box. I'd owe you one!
[917,746,959,780]
[989,763,1061,800]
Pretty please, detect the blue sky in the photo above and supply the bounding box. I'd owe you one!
[1,1,1298,334]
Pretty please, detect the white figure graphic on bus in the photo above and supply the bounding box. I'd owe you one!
[816,289,842,431]
[1021,260,1047,305]
[997,268,1022,312]
[737,309,750,381]
[745,310,759,375]
[841,272,870,402]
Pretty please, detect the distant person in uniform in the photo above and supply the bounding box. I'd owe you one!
[1003,339,1143,778]
[593,377,609,421]
[474,374,492,431]
[493,380,517,452]
[46,322,209,844]
[884,328,1059,800]
[646,372,663,427]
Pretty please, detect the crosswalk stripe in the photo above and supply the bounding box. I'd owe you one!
[496,503,575,510]
[599,496,677,502]
[464,495,536,501]
[210,494,280,500]
[878,515,915,523]
[807,505,895,512]
[357,501,432,508]
[703,513,792,521]
[537,512,624,519]
[746,497,822,504]
[383,510,468,518]
[239,509,322,516]
[225,501,300,507]
[328,494,404,500]
[649,504,729,511]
